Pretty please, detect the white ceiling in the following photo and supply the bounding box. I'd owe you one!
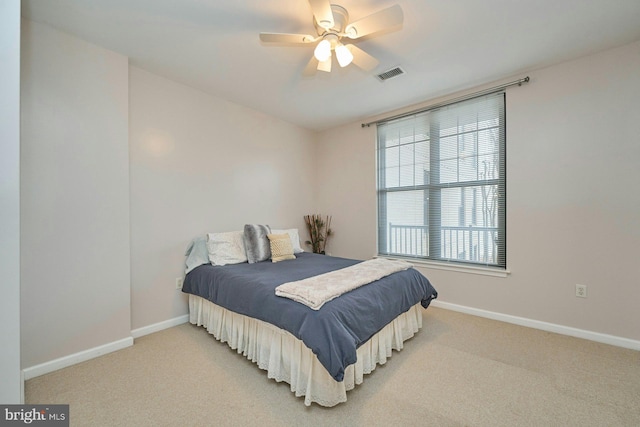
[22,0,640,131]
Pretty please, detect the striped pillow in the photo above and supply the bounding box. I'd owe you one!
[243,224,271,263]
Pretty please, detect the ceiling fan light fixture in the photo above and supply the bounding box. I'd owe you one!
[314,39,332,62]
[335,43,354,67]
[317,57,332,73]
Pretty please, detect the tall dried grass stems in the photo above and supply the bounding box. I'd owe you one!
[304,214,332,254]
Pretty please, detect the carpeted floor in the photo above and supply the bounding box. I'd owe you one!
[25,307,640,426]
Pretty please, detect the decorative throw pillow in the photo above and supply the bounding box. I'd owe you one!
[206,231,247,266]
[270,228,304,254]
[243,224,272,263]
[268,233,296,263]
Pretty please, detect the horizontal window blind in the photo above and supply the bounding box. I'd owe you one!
[377,92,506,268]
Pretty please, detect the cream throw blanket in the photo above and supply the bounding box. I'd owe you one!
[275,258,413,310]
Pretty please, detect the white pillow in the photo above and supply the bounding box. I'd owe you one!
[206,231,247,266]
[271,228,304,254]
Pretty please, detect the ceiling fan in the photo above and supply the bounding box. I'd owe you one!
[259,1,403,76]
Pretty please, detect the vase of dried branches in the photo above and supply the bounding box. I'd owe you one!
[304,214,332,254]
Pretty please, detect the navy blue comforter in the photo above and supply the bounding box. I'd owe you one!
[182,253,437,382]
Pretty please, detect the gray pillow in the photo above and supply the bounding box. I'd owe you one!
[243,224,272,263]
[184,235,211,274]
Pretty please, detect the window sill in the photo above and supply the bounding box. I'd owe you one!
[376,255,511,278]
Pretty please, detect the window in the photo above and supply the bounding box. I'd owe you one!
[377,92,506,268]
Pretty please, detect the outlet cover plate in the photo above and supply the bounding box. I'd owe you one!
[575,284,587,298]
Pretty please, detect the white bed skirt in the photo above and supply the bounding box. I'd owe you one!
[189,294,423,407]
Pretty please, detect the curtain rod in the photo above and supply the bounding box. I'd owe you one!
[361,76,530,128]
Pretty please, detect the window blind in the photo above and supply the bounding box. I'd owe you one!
[377,91,506,268]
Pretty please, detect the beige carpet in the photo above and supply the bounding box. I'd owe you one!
[26,307,640,427]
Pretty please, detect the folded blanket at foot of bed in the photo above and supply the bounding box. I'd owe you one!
[275,258,413,310]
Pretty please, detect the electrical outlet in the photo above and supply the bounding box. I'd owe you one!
[176,277,183,290]
[575,284,587,298]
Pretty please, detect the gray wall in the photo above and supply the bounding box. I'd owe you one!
[316,40,640,342]
[0,0,22,404]
[20,20,131,368]
[128,66,317,329]
[19,20,318,369]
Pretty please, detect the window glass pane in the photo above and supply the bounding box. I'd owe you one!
[440,159,458,184]
[382,128,399,148]
[383,146,399,188]
[385,166,399,188]
[399,144,415,187]
[382,190,429,257]
[477,106,500,129]
[459,154,478,182]
[440,188,461,227]
[478,129,498,157]
[462,121,478,133]
[440,135,458,160]
[458,132,478,182]
[399,127,416,145]
[414,115,430,141]
[478,154,498,180]
[439,135,458,183]
[385,191,426,226]
[414,141,430,185]
[436,110,459,137]
[440,185,498,263]
[385,137,399,148]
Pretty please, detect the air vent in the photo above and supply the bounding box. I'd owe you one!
[375,66,405,82]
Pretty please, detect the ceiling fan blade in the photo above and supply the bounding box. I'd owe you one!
[346,45,379,72]
[259,33,317,44]
[317,56,332,73]
[308,0,334,30]
[303,56,319,77]
[345,4,403,39]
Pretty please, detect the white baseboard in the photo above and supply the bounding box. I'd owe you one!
[131,314,189,339]
[22,336,134,380]
[22,315,190,381]
[431,300,640,351]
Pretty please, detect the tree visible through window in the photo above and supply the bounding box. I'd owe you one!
[377,92,506,268]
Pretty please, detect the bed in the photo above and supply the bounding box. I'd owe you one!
[182,227,437,406]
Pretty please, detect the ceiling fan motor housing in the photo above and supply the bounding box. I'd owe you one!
[314,4,349,35]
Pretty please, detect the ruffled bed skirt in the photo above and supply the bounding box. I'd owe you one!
[189,295,423,407]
